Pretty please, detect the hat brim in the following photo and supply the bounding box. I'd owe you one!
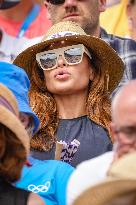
[16,96,40,134]
[73,179,136,205]
[0,106,30,156]
[14,35,124,93]
[20,109,40,134]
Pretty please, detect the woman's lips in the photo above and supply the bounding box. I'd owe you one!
[54,70,71,80]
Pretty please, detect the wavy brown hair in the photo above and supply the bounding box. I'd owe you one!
[0,124,26,182]
[29,50,112,152]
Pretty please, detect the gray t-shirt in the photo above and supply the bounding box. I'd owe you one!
[31,116,112,167]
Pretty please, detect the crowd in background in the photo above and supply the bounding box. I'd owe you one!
[0,0,136,205]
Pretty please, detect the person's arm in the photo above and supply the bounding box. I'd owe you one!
[27,192,45,205]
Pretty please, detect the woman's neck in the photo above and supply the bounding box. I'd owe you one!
[54,90,88,119]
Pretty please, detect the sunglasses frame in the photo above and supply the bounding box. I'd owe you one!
[46,0,65,5]
[36,44,92,71]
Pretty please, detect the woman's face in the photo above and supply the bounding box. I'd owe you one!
[42,42,94,95]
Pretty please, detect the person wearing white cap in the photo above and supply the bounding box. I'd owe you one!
[73,152,136,205]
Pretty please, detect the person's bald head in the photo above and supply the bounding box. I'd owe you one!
[112,80,136,123]
[111,80,136,160]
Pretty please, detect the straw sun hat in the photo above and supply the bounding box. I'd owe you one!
[73,152,136,205]
[0,83,30,156]
[14,21,124,94]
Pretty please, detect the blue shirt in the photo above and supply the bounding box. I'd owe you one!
[15,157,74,205]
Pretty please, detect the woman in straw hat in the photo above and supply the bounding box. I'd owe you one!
[0,83,44,205]
[14,21,124,167]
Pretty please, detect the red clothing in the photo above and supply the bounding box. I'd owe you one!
[0,5,52,38]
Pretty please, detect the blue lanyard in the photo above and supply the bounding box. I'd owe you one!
[17,4,40,38]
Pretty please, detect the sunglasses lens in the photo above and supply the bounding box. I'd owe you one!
[48,0,65,5]
[39,53,57,70]
[64,47,82,64]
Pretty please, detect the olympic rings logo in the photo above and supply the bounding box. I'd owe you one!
[28,181,51,193]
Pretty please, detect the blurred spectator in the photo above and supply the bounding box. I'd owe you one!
[0,29,38,62]
[0,62,74,205]
[0,83,44,205]
[67,80,136,205]
[0,0,51,38]
[126,0,136,40]
[0,0,51,62]
[100,0,129,37]
[73,152,136,205]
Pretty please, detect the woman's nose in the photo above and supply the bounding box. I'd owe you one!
[57,55,67,68]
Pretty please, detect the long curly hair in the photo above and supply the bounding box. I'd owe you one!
[0,124,26,182]
[29,50,112,152]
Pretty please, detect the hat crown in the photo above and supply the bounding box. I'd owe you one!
[0,62,30,101]
[43,21,87,42]
[0,83,18,116]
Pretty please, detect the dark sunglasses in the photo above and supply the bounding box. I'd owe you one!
[0,0,20,9]
[46,0,65,5]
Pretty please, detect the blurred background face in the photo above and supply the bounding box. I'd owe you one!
[111,94,136,159]
[0,0,20,9]
[45,0,106,35]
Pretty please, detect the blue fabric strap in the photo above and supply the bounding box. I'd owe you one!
[17,4,40,38]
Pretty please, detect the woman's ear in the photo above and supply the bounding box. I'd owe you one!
[89,65,94,81]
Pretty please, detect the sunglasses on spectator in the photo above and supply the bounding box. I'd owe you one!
[36,44,92,71]
[46,0,65,5]
[115,126,136,140]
